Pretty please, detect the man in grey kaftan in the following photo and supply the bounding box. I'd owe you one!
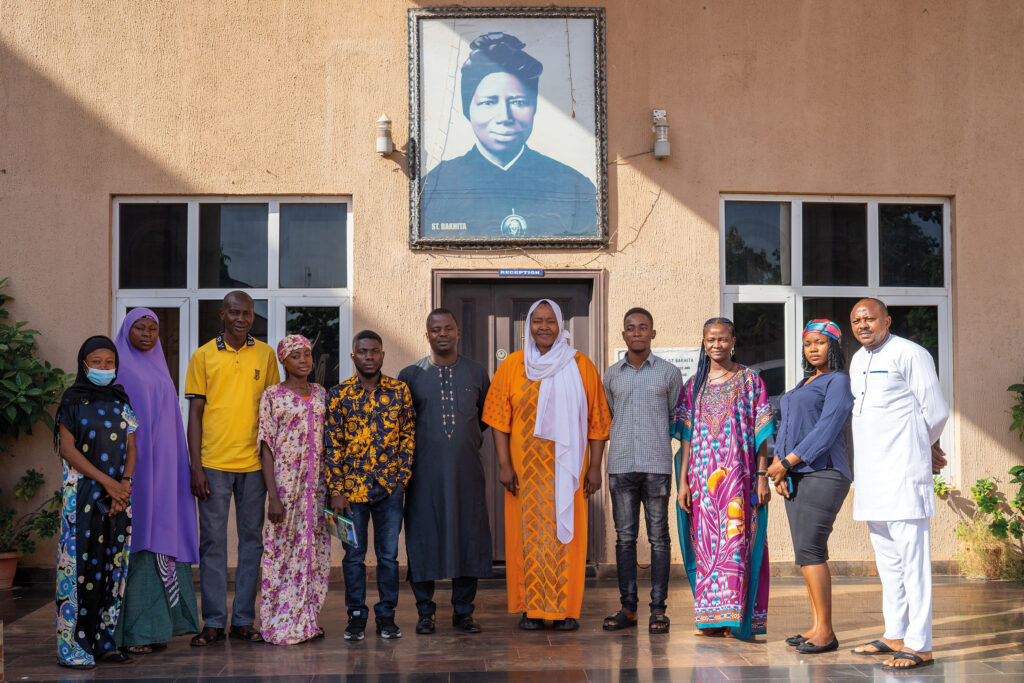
[398,308,492,634]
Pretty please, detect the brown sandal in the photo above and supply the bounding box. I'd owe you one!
[190,627,225,647]
[229,624,264,642]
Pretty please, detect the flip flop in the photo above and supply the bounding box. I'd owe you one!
[852,639,896,655]
[123,644,153,654]
[880,651,935,670]
[602,610,638,631]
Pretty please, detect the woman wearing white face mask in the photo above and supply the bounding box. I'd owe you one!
[53,336,138,669]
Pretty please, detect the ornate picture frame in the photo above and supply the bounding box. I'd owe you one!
[408,6,607,249]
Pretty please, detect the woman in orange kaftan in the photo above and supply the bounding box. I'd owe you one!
[482,299,611,631]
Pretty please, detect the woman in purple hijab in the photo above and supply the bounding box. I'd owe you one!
[113,308,200,653]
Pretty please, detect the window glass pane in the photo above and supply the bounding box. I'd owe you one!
[890,305,940,375]
[724,201,791,285]
[286,306,341,387]
[280,204,347,288]
[879,204,944,287]
[119,204,187,288]
[732,302,786,457]
[198,204,268,288]
[197,299,268,345]
[802,203,868,286]
[125,306,181,392]
[802,297,862,372]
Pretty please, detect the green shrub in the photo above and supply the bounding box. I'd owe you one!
[0,277,72,454]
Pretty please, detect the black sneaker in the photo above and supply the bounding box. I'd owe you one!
[376,617,402,639]
[344,611,367,641]
[452,614,481,633]
[415,614,436,635]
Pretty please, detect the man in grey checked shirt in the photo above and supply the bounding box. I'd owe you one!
[601,307,683,634]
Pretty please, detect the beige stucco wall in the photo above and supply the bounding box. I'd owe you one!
[2,1,1023,572]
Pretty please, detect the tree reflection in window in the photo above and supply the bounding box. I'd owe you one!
[880,205,943,287]
[286,307,341,388]
[724,201,791,285]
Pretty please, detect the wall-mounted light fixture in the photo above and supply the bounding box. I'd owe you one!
[652,109,670,160]
[376,114,393,157]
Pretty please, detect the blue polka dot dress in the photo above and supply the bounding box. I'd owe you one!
[55,399,136,667]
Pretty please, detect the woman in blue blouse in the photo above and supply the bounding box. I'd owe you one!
[765,320,853,655]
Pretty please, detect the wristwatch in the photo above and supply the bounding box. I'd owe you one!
[780,458,794,472]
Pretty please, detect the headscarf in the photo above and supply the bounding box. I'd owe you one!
[57,335,131,408]
[460,32,543,118]
[803,319,842,342]
[113,308,199,563]
[524,299,587,545]
[277,334,312,363]
[54,335,131,449]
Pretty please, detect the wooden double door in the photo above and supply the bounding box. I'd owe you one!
[439,277,601,563]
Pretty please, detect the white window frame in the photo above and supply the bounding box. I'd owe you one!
[112,196,354,411]
[720,194,955,477]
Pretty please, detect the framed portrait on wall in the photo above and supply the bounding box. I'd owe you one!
[408,7,607,249]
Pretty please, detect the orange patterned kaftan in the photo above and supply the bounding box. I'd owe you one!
[482,350,611,620]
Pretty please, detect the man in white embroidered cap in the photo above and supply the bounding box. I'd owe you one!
[420,32,597,238]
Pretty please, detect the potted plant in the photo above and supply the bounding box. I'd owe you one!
[933,379,1024,580]
[0,469,60,589]
[0,277,71,587]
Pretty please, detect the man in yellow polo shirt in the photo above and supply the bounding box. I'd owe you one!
[184,291,280,646]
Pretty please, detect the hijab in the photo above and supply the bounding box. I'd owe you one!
[113,308,199,562]
[524,299,587,544]
[58,335,131,407]
[54,335,131,448]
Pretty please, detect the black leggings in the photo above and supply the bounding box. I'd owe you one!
[784,469,851,566]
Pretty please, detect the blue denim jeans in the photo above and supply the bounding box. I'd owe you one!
[609,472,672,613]
[342,484,404,619]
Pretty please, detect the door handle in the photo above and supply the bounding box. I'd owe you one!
[496,348,508,361]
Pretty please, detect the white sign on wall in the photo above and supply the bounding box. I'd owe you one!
[614,347,702,383]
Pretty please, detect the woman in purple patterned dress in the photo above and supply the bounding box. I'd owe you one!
[674,318,775,640]
[256,335,331,645]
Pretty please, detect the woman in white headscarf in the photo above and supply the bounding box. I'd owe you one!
[483,299,610,631]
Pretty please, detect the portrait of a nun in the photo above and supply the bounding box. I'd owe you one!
[420,32,598,238]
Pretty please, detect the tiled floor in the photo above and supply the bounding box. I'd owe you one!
[2,576,1022,681]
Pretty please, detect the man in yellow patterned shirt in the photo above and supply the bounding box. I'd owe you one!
[326,329,415,641]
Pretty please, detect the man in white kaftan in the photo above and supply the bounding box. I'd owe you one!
[849,298,948,670]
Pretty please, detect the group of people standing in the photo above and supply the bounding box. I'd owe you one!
[52,292,947,673]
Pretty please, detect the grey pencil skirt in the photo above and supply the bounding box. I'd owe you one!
[784,468,851,566]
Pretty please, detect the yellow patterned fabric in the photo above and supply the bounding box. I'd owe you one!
[324,375,415,503]
[483,350,610,620]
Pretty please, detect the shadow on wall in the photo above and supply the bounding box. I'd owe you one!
[0,39,198,568]
[0,36,431,570]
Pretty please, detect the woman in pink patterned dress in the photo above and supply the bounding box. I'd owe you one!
[256,335,331,644]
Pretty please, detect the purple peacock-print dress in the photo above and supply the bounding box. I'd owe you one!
[673,366,775,638]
